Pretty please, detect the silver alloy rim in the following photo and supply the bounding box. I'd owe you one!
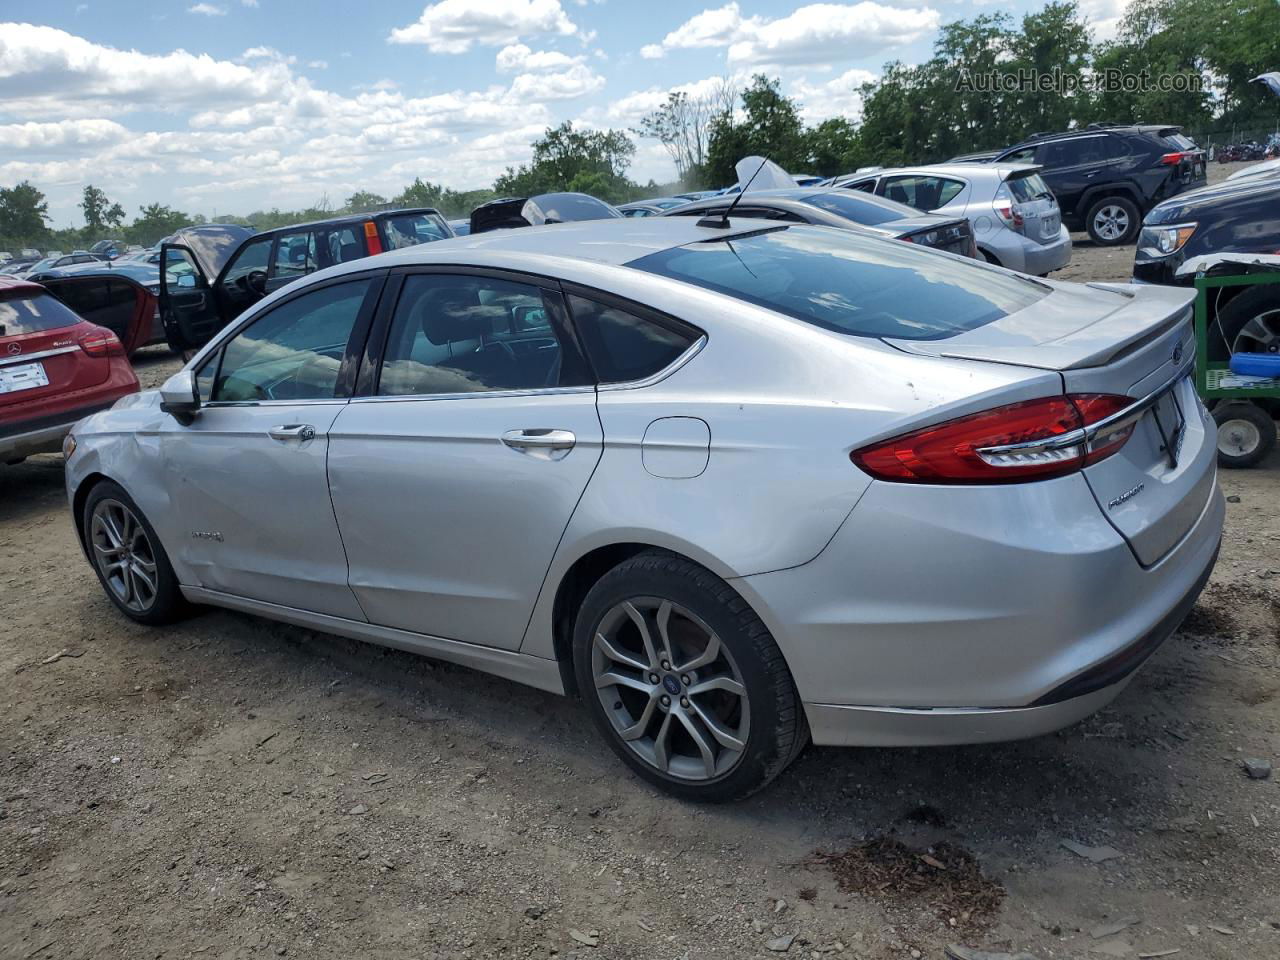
[1217,418,1262,458]
[90,499,158,613]
[591,597,749,781]
[1092,205,1130,242]
[1231,307,1280,356]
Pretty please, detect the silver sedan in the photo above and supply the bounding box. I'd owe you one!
[64,217,1222,801]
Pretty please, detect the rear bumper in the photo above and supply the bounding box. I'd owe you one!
[986,227,1072,274]
[738,469,1224,747]
[0,399,118,460]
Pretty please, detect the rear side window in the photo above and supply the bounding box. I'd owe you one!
[272,231,318,278]
[323,227,366,264]
[802,191,905,225]
[382,213,451,249]
[0,292,82,335]
[567,294,697,384]
[879,176,965,210]
[629,225,1044,342]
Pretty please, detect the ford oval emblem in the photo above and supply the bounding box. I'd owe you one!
[662,675,681,695]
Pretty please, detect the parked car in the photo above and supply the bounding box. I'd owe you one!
[19,248,42,258]
[618,198,693,217]
[1226,156,1280,182]
[160,207,453,353]
[89,239,126,260]
[30,259,169,356]
[949,150,1001,163]
[469,193,622,234]
[1133,177,1280,361]
[10,251,103,279]
[663,188,979,258]
[0,259,39,276]
[988,125,1206,245]
[0,276,139,464]
[830,163,1071,275]
[448,219,471,236]
[0,252,12,263]
[672,190,720,201]
[62,216,1221,800]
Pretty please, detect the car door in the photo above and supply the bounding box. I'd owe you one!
[162,272,384,619]
[326,268,601,651]
[1035,137,1106,216]
[160,243,221,353]
[214,233,274,322]
[266,229,323,295]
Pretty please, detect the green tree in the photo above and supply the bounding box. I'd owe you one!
[124,203,197,246]
[636,80,735,187]
[344,190,387,213]
[494,122,637,204]
[705,75,809,185]
[79,184,126,236]
[0,181,51,243]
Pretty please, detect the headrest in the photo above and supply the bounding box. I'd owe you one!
[413,287,504,345]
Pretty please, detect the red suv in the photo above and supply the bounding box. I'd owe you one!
[1,276,139,464]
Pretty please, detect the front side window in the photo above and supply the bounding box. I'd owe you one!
[377,274,588,396]
[220,236,272,290]
[567,294,697,384]
[272,231,318,278]
[211,278,371,402]
[629,225,1045,342]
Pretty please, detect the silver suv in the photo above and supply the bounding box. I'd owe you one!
[831,163,1072,276]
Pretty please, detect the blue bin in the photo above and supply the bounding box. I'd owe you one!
[1228,352,1280,378]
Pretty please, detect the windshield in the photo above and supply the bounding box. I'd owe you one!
[629,225,1045,341]
[1006,173,1052,202]
[0,291,83,336]
[798,191,910,226]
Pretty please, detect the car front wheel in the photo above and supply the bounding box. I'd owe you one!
[83,480,189,624]
[573,551,807,802]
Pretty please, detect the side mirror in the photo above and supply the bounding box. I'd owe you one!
[246,269,267,295]
[159,370,200,424]
[176,273,197,289]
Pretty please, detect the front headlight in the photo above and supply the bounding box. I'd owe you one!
[1137,222,1197,258]
[62,433,76,459]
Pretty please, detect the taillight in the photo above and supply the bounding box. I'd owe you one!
[363,220,382,255]
[851,393,1137,484]
[993,184,1023,233]
[1159,151,1191,165]
[77,327,124,357]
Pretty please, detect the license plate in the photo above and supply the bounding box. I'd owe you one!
[0,361,49,395]
[1150,384,1187,467]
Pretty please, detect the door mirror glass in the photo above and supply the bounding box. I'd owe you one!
[159,370,200,423]
[177,274,196,289]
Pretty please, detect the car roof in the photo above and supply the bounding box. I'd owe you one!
[844,162,1041,179]
[255,206,444,234]
[0,275,45,297]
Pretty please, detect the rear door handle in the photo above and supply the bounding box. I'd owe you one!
[268,424,316,442]
[502,428,576,461]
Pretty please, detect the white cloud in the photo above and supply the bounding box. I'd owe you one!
[506,63,604,101]
[495,43,582,72]
[0,118,130,151]
[642,1,940,67]
[388,0,580,54]
[1078,0,1128,41]
[308,59,329,70]
[792,67,876,122]
[188,3,226,15]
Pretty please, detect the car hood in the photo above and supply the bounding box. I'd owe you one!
[1145,176,1280,223]
[885,279,1195,370]
[165,223,254,279]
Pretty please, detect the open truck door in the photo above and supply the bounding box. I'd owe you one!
[158,224,254,354]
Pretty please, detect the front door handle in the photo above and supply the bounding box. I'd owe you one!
[268,424,316,442]
[502,428,576,461]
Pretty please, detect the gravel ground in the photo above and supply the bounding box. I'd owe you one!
[3,161,1278,960]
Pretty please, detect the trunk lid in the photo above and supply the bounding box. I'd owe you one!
[898,217,974,257]
[1002,169,1062,247]
[887,280,1213,566]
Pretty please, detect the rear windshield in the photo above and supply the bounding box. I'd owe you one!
[382,212,452,249]
[798,191,905,226]
[0,292,82,336]
[1162,132,1197,151]
[1006,172,1052,203]
[629,226,1045,341]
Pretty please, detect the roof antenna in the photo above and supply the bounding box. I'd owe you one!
[698,156,770,229]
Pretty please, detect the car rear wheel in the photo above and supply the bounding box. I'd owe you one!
[83,480,188,624]
[1085,196,1139,245]
[1206,285,1280,363]
[573,551,807,802]
[1213,402,1277,468]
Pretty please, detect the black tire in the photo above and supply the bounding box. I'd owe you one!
[82,480,190,624]
[979,249,1002,266]
[1212,403,1277,469]
[1205,284,1280,363]
[572,550,807,802]
[1084,195,1140,246]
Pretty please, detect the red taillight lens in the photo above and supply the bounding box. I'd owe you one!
[77,327,124,357]
[851,393,1137,484]
[1159,151,1189,165]
[363,220,382,255]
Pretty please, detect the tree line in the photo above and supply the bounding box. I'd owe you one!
[2,0,1276,252]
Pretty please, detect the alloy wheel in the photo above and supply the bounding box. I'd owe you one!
[90,498,158,613]
[1092,205,1130,242]
[591,597,749,781]
[1230,307,1280,356]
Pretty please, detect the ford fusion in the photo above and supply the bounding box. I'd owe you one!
[64,217,1222,801]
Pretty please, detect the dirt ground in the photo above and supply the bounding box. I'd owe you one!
[3,161,1278,960]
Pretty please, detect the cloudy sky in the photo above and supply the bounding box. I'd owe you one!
[1,0,1124,226]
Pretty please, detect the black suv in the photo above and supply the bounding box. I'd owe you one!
[990,125,1206,246]
[160,207,453,353]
